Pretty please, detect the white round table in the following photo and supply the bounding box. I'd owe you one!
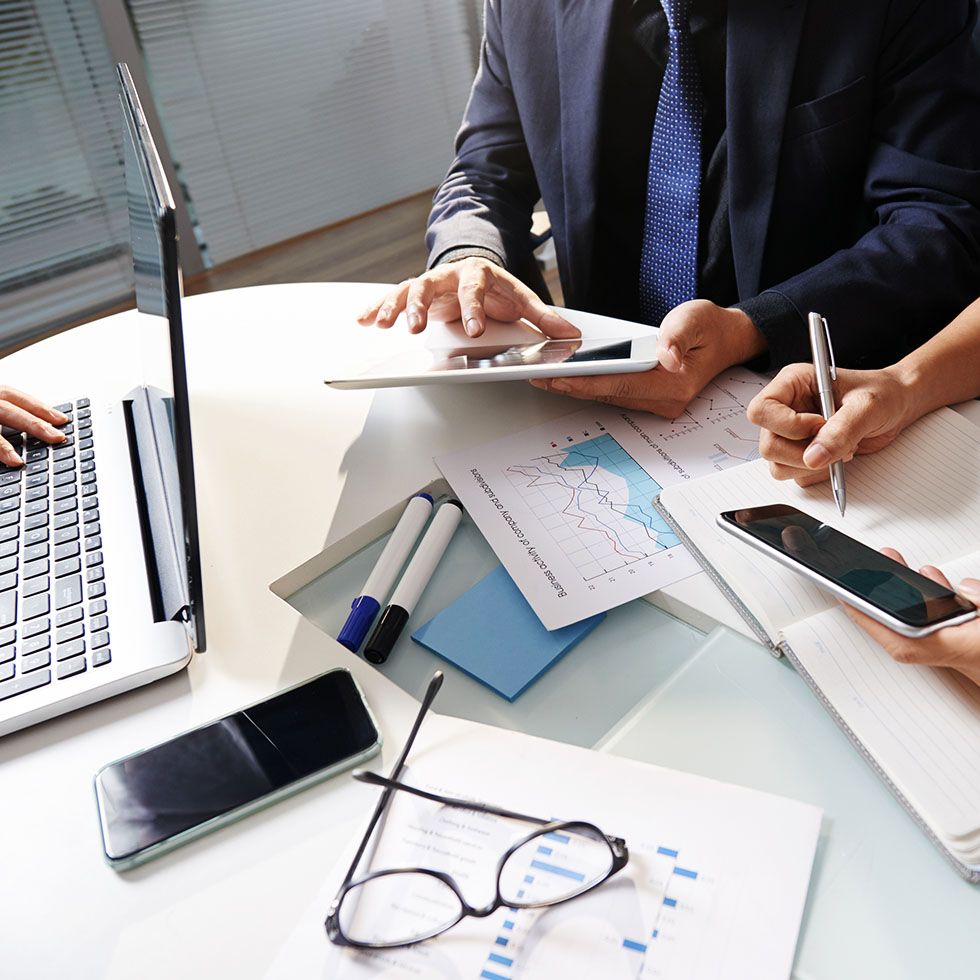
[2,283,978,979]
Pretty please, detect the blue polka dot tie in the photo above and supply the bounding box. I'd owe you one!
[638,0,703,326]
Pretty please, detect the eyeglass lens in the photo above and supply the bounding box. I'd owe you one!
[498,825,614,907]
[338,825,614,947]
[339,870,463,947]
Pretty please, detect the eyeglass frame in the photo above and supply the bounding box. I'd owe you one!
[324,671,630,950]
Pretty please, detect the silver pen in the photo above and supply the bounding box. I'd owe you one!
[807,312,846,516]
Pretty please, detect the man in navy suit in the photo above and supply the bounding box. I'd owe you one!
[360,0,980,418]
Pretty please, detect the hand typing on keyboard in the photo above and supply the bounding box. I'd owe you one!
[0,389,69,467]
[0,395,111,702]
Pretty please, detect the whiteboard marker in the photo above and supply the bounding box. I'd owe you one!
[337,492,434,652]
[363,499,464,664]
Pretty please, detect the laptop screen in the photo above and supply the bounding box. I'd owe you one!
[117,63,205,652]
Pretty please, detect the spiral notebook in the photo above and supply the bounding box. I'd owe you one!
[655,408,980,882]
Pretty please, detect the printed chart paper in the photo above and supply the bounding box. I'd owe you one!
[436,368,766,628]
[267,714,821,980]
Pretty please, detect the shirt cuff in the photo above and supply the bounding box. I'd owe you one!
[733,290,808,370]
[432,246,505,269]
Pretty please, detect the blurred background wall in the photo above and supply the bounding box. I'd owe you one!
[0,0,484,348]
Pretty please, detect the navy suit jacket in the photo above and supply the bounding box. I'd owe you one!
[427,0,980,369]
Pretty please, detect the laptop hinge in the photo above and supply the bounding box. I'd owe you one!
[123,385,191,626]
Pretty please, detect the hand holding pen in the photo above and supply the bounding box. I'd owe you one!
[748,331,914,498]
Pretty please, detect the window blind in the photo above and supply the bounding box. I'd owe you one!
[0,0,131,346]
[126,0,481,265]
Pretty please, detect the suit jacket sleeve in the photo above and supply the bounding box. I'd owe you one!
[426,1,544,291]
[760,1,980,369]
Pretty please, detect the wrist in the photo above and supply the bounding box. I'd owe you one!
[434,246,504,269]
[722,306,768,366]
[885,352,940,428]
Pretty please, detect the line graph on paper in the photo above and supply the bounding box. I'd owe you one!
[505,430,681,582]
[653,372,765,463]
[645,371,766,471]
[706,425,762,469]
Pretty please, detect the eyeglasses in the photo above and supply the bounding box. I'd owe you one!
[325,672,630,950]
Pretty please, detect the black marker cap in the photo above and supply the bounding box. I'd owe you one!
[363,605,410,665]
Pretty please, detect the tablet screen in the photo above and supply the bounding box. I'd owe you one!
[367,337,638,376]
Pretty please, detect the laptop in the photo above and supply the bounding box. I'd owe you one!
[0,63,206,737]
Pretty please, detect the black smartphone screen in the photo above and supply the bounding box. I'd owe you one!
[96,670,378,862]
[721,505,975,627]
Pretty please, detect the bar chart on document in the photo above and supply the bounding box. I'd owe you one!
[318,780,726,980]
[436,368,766,628]
[477,836,715,980]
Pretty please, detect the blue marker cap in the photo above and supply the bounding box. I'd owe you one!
[337,595,381,652]
[416,492,434,503]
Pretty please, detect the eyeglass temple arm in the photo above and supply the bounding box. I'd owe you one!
[337,671,445,888]
[353,769,551,828]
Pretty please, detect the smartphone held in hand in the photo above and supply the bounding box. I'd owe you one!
[718,505,978,638]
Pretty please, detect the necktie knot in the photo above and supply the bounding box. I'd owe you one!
[660,0,693,33]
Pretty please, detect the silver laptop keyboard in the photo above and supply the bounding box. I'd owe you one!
[0,399,111,703]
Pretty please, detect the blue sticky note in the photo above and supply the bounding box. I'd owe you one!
[411,566,605,701]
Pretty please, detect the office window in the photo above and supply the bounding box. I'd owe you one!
[127,0,481,265]
[0,0,131,347]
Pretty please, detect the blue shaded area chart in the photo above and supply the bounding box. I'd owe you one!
[506,433,680,581]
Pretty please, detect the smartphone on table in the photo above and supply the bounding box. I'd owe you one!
[717,505,978,638]
[94,668,381,870]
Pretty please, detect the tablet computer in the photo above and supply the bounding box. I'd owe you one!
[325,334,659,389]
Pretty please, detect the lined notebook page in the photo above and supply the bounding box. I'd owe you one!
[658,409,980,637]
[784,607,980,859]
